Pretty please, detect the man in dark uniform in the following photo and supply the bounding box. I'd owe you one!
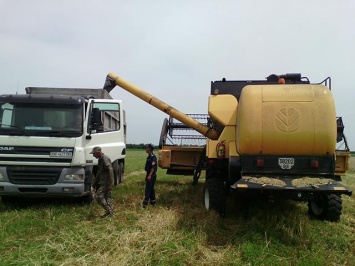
[90,146,114,218]
[143,144,157,208]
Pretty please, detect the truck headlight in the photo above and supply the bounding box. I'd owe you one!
[64,174,84,181]
[0,173,4,181]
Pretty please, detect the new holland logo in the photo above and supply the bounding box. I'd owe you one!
[275,107,300,132]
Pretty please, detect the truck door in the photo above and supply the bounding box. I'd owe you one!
[85,99,125,162]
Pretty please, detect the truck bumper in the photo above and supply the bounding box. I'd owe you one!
[231,177,352,200]
[0,182,88,198]
[0,166,90,198]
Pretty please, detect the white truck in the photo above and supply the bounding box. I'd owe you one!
[0,86,126,203]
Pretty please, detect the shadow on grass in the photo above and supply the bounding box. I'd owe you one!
[156,178,310,248]
[0,196,90,212]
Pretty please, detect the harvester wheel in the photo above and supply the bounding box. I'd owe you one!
[204,177,226,217]
[308,194,342,222]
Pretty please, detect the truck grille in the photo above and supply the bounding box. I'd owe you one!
[7,166,62,185]
[0,146,74,163]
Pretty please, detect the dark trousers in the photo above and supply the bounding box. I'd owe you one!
[144,174,156,204]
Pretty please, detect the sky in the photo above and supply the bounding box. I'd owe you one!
[0,0,354,149]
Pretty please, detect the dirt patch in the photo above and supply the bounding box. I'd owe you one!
[126,171,146,177]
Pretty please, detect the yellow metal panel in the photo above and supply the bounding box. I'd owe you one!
[207,126,238,158]
[158,149,171,168]
[228,141,238,157]
[262,85,314,102]
[335,151,350,173]
[208,95,238,126]
[158,146,205,170]
[237,84,336,155]
[236,86,262,154]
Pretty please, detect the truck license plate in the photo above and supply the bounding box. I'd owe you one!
[50,152,73,157]
[278,158,294,169]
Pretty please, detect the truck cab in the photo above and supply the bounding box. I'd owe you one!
[0,87,126,202]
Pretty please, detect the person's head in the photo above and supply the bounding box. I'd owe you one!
[146,144,154,154]
[90,146,103,159]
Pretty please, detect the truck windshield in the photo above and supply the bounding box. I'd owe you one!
[0,102,83,137]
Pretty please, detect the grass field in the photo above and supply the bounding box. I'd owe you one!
[0,150,354,265]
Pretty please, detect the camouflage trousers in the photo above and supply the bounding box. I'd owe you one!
[95,185,113,215]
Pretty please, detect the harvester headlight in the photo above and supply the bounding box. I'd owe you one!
[64,174,84,181]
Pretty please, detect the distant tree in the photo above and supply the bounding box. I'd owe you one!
[126,143,157,149]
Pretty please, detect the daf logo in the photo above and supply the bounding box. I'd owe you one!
[61,148,73,152]
[0,147,14,151]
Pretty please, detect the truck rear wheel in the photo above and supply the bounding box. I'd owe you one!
[113,161,124,186]
[118,162,124,183]
[204,177,226,217]
[112,161,119,186]
[308,194,342,222]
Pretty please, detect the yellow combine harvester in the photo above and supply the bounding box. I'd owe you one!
[104,73,352,221]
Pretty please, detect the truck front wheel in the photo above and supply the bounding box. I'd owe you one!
[204,177,226,217]
[308,194,342,222]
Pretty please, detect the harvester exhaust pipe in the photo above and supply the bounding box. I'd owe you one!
[104,72,219,140]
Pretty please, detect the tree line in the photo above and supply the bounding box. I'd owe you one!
[126,143,157,149]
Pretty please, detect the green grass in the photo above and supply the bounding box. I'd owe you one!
[0,150,354,265]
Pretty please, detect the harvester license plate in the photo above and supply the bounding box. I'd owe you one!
[278,158,294,169]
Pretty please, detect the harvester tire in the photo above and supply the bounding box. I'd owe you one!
[204,177,226,217]
[308,194,342,222]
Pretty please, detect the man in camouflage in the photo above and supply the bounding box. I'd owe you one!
[90,146,114,218]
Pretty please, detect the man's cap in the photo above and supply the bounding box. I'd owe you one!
[90,146,102,154]
[146,143,154,150]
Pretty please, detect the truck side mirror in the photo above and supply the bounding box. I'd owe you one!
[86,107,102,139]
[90,108,101,130]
